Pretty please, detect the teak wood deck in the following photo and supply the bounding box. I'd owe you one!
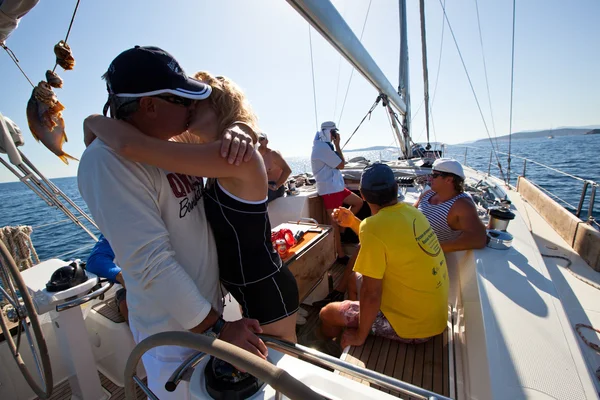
[296,260,451,399]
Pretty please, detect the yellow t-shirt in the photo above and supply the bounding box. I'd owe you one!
[353,202,448,339]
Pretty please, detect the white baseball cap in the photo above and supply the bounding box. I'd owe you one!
[432,158,465,179]
[320,121,337,131]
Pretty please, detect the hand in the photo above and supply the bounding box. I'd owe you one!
[341,328,366,348]
[218,318,268,360]
[332,132,341,147]
[115,272,125,288]
[220,124,256,166]
[268,183,279,191]
[332,207,355,228]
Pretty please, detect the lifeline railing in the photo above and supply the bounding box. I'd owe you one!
[449,145,598,228]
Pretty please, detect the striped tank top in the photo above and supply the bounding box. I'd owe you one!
[417,191,471,242]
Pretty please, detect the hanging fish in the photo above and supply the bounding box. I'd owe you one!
[26,81,78,164]
[45,70,63,88]
[54,40,75,71]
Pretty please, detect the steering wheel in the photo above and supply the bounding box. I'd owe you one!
[0,240,53,399]
[124,331,325,400]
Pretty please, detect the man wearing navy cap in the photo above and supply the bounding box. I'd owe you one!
[319,163,449,349]
[78,46,266,399]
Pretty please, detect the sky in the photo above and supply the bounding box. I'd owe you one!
[0,0,599,183]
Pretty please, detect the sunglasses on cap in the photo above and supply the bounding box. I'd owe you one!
[154,94,194,107]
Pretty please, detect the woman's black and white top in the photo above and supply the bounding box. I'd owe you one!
[203,179,299,325]
[417,191,471,242]
[203,179,281,285]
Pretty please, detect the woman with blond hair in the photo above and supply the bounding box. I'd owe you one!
[84,71,299,343]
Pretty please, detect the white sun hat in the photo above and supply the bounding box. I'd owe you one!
[432,158,465,179]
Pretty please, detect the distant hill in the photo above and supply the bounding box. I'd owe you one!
[585,129,600,135]
[345,145,398,152]
[474,126,600,142]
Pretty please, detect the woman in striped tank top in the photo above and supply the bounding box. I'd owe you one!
[415,159,487,253]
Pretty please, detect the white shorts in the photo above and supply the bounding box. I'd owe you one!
[129,324,195,400]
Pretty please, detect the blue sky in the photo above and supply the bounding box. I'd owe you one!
[1,0,598,183]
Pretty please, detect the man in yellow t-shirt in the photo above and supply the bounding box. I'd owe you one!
[319,163,449,348]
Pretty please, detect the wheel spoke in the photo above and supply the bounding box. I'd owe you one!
[15,318,22,356]
[0,285,18,308]
[22,319,45,389]
[0,267,21,314]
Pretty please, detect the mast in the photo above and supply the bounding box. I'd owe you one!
[286,0,407,119]
[398,0,411,157]
[418,0,431,150]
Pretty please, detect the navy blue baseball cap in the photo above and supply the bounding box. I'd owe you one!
[360,163,397,191]
[104,46,211,100]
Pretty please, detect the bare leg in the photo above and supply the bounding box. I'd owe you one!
[343,191,364,215]
[335,245,360,293]
[347,272,359,301]
[319,302,348,339]
[327,208,345,258]
[260,313,298,343]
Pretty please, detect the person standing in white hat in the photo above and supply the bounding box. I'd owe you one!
[415,158,487,252]
[311,121,364,264]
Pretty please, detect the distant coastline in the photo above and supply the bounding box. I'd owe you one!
[473,126,600,143]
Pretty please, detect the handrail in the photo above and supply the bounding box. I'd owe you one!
[453,144,593,184]
[449,144,598,225]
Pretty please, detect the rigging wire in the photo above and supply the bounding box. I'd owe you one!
[437,0,507,184]
[507,0,517,185]
[341,95,382,150]
[418,0,432,148]
[308,26,319,131]
[332,2,349,121]
[336,0,373,127]
[414,0,446,146]
[1,44,35,87]
[52,0,82,73]
[474,0,499,149]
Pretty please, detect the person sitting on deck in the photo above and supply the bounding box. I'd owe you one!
[257,132,292,203]
[319,163,449,349]
[311,121,363,265]
[86,234,128,321]
[414,158,487,252]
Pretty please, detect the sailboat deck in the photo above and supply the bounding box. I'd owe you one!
[297,261,450,399]
[34,372,147,400]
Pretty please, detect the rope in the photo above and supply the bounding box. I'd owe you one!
[336,0,373,127]
[308,26,318,131]
[473,0,499,149]
[341,95,382,150]
[507,0,517,184]
[1,44,35,87]
[437,0,507,185]
[0,226,40,271]
[52,0,82,73]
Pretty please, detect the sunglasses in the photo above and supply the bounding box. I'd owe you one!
[430,172,447,179]
[155,95,194,107]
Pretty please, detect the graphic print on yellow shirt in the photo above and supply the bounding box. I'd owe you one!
[353,203,448,339]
